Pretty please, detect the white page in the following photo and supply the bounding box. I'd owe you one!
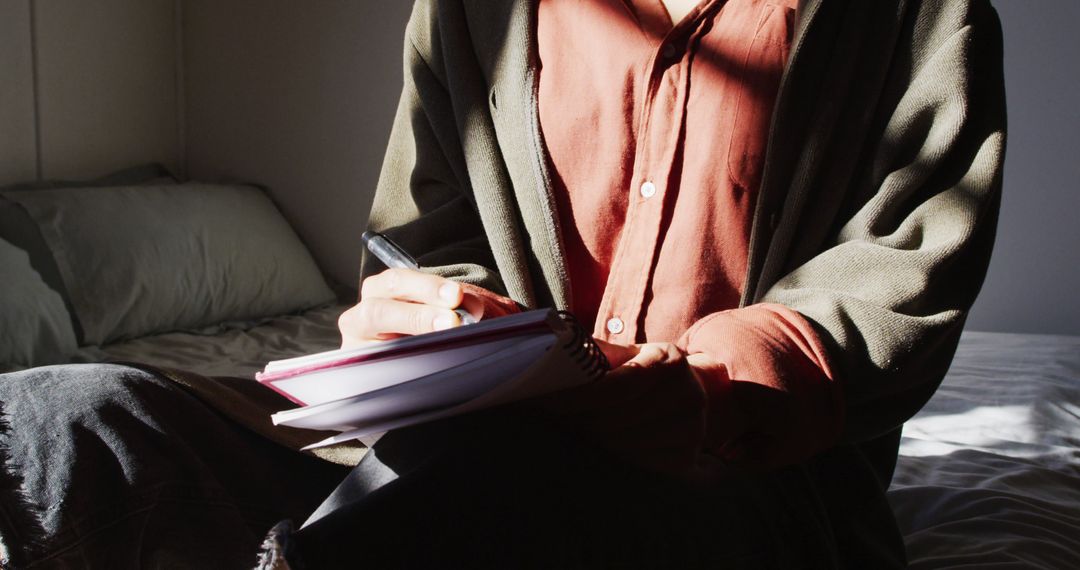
[261,309,554,375]
[270,334,532,406]
[272,333,556,431]
[302,337,597,449]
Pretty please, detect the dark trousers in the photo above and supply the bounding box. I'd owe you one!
[0,364,900,568]
[292,416,842,569]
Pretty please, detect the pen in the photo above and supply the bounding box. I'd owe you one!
[362,231,478,325]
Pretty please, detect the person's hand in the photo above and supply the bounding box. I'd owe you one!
[338,268,484,348]
[529,340,718,478]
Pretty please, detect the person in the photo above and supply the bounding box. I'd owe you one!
[0,0,1005,567]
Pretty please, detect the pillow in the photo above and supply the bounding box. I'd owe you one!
[0,239,79,370]
[0,196,74,314]
[0,163,181,343]
[0,163,178,191]
[2,183,336,345]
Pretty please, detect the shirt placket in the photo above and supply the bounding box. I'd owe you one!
[594,21,700,343]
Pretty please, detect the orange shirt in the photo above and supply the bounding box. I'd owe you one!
[475,0,844,466]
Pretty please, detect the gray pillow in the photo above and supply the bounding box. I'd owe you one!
[0,163,181,344]
[0,196,73,313]
[0,239,78,370]
[2,183,336,345]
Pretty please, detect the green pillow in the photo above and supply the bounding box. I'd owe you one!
[2,183,336,345]
[0,239,78,370]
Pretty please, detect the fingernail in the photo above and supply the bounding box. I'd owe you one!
[433,313,456,331]
[439,282,460,304]
[456,309,478,325]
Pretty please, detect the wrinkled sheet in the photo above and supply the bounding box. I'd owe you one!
[890,331,1080,569]
[72,304,347,379]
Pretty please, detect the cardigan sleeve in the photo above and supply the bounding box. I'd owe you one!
[358,1,508,297]
[756,2,1006,444]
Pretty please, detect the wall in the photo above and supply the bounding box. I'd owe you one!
[0,0,409,289]
[0,0,37,186]
[965,0,1080,335]
[182,0,414,290]
[0,0,182,184]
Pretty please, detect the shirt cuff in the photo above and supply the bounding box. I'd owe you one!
[458,283,523,320]
[677,303,844,468]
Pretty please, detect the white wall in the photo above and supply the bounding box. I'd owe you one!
[1,0,413,289]
[34,0,181,179]
[0,0,182,183]
[182,0,414,290]
[966,0,1080,335]
[0,0,37,186]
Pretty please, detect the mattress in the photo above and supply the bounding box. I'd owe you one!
[890,331,1080,569]
[72,304,348,379]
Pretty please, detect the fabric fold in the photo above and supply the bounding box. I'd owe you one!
[678,303,844,467]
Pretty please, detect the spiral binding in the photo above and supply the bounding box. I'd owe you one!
[556,311,610,381]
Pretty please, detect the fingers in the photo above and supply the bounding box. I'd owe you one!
[340,269,473,345]
[459,291,486,321]
[594,338,640,369]
[529,340,710,478]
[685,351,722,370]
[535,343,699,418]
[594,339,682,370]
[608,342,685,377]
[338,297,462,344]
[360,268,464,308]
[338,305,369,348]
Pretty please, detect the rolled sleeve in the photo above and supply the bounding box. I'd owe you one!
[678,303,844,467]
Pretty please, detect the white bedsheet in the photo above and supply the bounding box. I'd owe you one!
[890,331,1080,569]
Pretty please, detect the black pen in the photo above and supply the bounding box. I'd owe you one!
[361,231,478,325]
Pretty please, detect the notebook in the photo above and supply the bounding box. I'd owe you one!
[257,309,608,449]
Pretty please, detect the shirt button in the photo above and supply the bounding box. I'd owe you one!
[639,181,657,198]
[662,44,677,60]
[606,317,625,335]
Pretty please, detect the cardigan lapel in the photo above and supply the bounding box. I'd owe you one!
[744,0,909,303]
[467,0,572,311]
[742,0,824,305]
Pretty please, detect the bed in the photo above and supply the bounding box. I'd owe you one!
[2,169,1078,568]
[890,331,1080,569]
[1,166,349,380]
[69,303,346,379]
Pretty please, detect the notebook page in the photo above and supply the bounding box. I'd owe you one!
[301,321,601,448]
[272,333,556,431]
[259,309,555,378]
[269,334,535,407]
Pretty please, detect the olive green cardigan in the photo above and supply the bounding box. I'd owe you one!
[361,0,1007,445]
